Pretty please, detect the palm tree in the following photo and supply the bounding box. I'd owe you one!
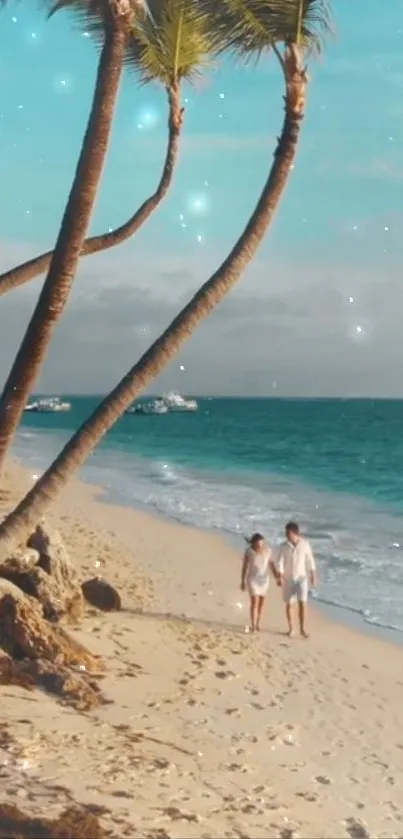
[0,0,216,299]
[0,0,159,476]
[0,0,331,551]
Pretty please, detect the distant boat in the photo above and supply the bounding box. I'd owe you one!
[162,392,198,412]
[126,399,169,416]
[126,392,198,416]
[24,397,71,413]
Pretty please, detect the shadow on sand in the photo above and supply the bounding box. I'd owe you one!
[123,606,288,639]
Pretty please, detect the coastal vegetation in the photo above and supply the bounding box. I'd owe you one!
[0,0,221,475]
[0,0,217,296]
[0,0,331,721]
[0,0,331,549]
[0,0,128,474]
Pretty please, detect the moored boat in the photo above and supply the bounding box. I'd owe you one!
[24,397,71,413]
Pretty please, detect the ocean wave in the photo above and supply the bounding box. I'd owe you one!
[312,591,403,634]
[13,426,403,637]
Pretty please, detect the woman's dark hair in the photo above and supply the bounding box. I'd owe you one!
[245,532,264,547]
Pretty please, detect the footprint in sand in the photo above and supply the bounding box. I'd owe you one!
[226,762,250,773]
[160,806,201,823]
[315,775,332,785]
[296,791,317,802]
[241,803,263,815]
[344,817,371,838]
[215,670,236,680]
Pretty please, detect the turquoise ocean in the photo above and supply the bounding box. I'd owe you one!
[16,397,403,635]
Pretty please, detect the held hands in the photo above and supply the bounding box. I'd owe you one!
[240,581,246,592]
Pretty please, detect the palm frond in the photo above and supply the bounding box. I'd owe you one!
[125,0,220,87]
[204,0,332,61]
[46,0,146,36]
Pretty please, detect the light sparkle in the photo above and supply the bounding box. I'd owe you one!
[53,74,73,93]
[187,192,209,216]
[136,106,159,131]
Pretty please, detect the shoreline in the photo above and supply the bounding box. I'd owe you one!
[11,456,400,660]
[76,473,403,649]
[15,423,403,645]
[1,460,403,837]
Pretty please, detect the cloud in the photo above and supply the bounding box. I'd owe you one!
[1,236,402,398]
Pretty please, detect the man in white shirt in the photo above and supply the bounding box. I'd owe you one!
[275,521,317,638]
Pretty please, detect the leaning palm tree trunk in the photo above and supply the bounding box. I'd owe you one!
[0,26,126,476]
[0,46,307,551]
[0,85,183,299]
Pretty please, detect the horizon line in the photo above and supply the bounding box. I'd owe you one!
[29,393,403,402]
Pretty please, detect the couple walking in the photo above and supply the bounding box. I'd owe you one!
[240,522,317,637]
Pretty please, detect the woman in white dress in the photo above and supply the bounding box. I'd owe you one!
[240,532,275,632]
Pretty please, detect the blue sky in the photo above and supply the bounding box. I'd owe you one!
[0,0,403,396]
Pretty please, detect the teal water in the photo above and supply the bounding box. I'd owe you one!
[17,396,403,633]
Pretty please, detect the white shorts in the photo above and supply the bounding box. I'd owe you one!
[283,577,309,604]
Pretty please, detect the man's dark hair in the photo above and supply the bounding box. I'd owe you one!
[285,521,299,535]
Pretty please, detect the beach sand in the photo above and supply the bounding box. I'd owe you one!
[1,460,402,838]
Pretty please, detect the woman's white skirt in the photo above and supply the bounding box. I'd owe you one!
[247,579,270,597]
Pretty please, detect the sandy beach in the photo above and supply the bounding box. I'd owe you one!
[0,460,402,839]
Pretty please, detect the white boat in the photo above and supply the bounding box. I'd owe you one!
[162,392,198,412]
[24,397,71,413]
[126,392,198,416]
[126,399,169,416]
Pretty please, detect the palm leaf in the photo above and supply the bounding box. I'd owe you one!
[46,0,149,37]
[46,0,219,88]
[125,0,220,87]
[205,0,332,60]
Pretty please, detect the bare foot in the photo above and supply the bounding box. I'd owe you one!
[286,629,295,638]
[301,631,309,639]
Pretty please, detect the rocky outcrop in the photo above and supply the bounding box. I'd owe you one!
[0,593,101,668]
[0,547,39,575]
[82,577,122,612]
[0,577,28,602]
[27,522,84,620]
[0,592,105,711]
[0,579,30,657]
[0,522,106,710]
[0,521,84,621]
